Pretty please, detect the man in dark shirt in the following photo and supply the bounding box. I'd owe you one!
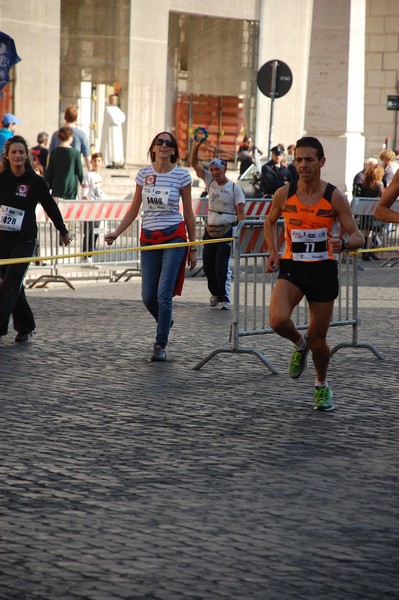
[30,131,49,172]
[237,136,258,176]
[261,144,292,196]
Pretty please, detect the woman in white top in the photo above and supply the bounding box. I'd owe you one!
[105,131,197,362]
[379,149,399,187]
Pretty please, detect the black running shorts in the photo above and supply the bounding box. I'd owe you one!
[278,259,339,302]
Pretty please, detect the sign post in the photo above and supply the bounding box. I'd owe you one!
[387,85,399,152]
[257,60,293,158]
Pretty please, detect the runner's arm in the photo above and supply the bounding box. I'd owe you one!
[374,170,399,223]
[181,183,197,269]
[264,186,286,272]
[105,185,142,244]
[331,189,365,252]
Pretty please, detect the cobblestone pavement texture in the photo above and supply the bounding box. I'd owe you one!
[1,262,398,600]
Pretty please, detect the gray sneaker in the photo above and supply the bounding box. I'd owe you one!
[220,301,231,310]
[151,344,166,362]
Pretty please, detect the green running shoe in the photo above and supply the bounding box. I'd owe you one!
[288,338,309,379]
[314,385,334,411]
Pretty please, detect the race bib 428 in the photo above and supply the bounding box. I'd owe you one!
[0,205,24,231]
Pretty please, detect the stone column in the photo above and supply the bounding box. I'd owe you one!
[126,0,170,164]
[255,0,313,155]
[304,0,366,194]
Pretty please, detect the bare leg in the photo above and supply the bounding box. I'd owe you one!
[307,300,335,382]
[269,279,304,344]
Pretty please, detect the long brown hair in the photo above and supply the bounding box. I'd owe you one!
[148,131,179,164]
[0,135,31,173]
[364,163,384,189]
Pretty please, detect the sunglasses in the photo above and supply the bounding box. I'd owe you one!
[155,138,176,148]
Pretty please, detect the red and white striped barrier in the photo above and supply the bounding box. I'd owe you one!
[244,199,272,218]
[191,198,272,219]
[239,219,285,255]
[36,198,273,223]
[36,200,131,222]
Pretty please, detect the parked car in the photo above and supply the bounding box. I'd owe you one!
[236,157,268,198]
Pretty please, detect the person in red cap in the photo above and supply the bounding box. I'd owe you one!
[0,113,21,155]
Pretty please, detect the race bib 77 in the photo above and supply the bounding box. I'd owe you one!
[291,228,328,261]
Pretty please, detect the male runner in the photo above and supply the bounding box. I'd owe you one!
[264,136,364,410]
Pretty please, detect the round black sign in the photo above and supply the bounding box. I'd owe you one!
[257,60,293,99]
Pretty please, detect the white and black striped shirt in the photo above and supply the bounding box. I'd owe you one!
[136,165,192,231]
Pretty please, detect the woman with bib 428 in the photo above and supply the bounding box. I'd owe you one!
[105,131,197,362]
[0,136,71,342]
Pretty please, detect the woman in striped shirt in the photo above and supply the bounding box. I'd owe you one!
[105,131,197,362]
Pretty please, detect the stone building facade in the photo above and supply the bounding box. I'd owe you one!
[0,0,398,193]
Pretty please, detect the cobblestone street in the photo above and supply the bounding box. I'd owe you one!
[1,266,398,600]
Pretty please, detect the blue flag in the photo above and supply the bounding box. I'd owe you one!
[0,32,21,96]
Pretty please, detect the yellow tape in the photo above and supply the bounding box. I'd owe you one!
[0,238,234,267]
[1,240,398,267]
[356,246,399,254]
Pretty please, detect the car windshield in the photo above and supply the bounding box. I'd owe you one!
[239,164,257,181]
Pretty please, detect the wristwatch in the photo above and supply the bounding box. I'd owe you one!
[341,239,348,251]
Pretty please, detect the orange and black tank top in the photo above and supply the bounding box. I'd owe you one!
[282,181,337,262]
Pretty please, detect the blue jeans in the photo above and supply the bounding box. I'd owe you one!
[140,237,186,348]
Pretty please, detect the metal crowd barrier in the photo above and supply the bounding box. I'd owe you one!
[351,197,399,267]
[194,219,384,374]
[27,198,273,287]
[28,195,398,289]
[28,200,141,288]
